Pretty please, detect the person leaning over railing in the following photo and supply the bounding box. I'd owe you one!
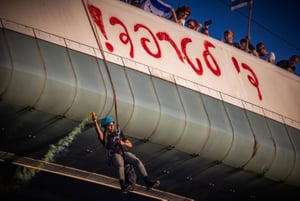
[171,5,191,26]
[186,19,201,32]
[276,55,299,74]
[223,29,241,49]
[256,42,276,64]
[240,35,258,57]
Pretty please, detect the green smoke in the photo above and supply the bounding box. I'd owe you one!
[15,112,93,183]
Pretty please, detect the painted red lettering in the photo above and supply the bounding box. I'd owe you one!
[181,38,203,75]
[232,56,240,73]
[88,4,113,52]
[156,32,183,62]
[241,63,262,100]
[203,41,220,76]
[134,24,161,58]
[110,17,134,58]
[88,6,261,101]
[232,57,262,100]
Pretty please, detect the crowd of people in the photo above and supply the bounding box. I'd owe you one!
[122,0,299,76]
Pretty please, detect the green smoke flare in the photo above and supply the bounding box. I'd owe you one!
[15,112,93,183]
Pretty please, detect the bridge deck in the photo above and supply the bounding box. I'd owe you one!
[0,151,193,201]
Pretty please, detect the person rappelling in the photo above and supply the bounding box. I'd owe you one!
[92,112,160,194]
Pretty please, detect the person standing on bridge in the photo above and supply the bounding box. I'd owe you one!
[92,112,160,194]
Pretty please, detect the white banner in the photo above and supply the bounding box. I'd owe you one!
[1,0,299,125]
[85,0,300,124]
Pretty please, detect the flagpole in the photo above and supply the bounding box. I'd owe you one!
[247,1,253,38]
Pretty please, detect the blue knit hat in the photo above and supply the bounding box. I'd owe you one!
[101,116,115,127]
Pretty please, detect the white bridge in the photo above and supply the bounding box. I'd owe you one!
[1,0,300,200]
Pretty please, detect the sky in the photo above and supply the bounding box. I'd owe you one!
[162,0,300,75]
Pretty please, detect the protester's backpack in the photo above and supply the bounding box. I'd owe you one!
[125,163,136,187]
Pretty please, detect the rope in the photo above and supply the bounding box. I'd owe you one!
[82,0,119,129]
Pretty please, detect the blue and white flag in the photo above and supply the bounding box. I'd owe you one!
[231,0,252,11]
[141,0,173,19]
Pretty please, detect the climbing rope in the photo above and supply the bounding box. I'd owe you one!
[82,0,120,129]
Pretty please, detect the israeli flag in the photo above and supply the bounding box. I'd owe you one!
[141,0,173,19]
[231,0,252,11]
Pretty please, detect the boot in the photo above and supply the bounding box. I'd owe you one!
[144,176,160,190]
[119,179,133,194]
